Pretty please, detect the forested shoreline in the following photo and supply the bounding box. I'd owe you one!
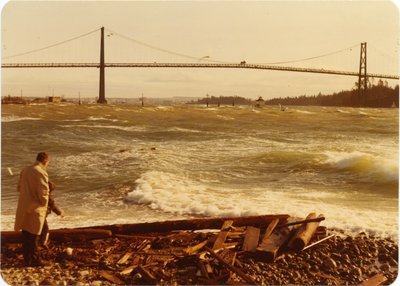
[265,82,399,108]
[190,81,399,108]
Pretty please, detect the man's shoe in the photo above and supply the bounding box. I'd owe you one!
[31,259,51,267]
[23,261,32,267]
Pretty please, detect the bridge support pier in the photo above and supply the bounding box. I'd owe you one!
[97,27,107,104]
[358,42,367,101]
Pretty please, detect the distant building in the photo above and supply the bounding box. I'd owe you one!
[1,95,27,105]
[254,96,265,108]
[48,96,62,103]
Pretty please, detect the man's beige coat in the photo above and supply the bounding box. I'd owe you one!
[14,162,49,235]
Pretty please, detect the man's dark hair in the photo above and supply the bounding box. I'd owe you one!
[36,152,49,163]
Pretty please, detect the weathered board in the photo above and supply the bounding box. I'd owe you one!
[242,226,260,252]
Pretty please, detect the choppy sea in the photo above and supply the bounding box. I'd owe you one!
[1,103,398,239]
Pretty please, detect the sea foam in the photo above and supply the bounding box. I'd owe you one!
[125,171,260,217]
[123,170,398,239]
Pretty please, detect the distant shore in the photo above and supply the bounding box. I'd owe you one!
[1,227,398,285]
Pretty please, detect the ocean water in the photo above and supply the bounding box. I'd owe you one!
[1,103,398,239]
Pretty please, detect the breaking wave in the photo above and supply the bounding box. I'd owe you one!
[322,151,398,183]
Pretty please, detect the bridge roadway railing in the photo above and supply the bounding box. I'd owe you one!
[2,62,399,80]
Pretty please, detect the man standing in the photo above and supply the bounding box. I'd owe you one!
[14,152,50,267]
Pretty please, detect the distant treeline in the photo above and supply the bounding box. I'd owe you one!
[265,81,399,108]
[188,95,252,106]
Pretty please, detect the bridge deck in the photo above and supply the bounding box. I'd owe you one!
[1,62,398,79]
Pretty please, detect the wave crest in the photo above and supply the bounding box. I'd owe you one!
[323,151,398,183]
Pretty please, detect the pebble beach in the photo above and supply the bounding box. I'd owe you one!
[1,228,398,285]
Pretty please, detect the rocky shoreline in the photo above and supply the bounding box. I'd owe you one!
[1,228,398,286]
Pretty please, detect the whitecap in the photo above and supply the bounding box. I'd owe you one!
[295,110,315,114]
[60,124,147,132]
[336,108,350,114]
[2,115,42,122]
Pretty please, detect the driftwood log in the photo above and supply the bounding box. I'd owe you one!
[1,228,112,244]
[288,213,324,251]
[1,214,289,244]
[82,214,289,234]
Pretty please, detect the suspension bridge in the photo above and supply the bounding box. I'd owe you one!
[2,27,399,104]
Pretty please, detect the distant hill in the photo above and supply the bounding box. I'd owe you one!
[265,82,399,108]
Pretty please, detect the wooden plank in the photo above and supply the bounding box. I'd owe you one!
[358,274,387,286]
[256,222,290,262]
[120,265,138,275]
[137,265,157,284]
[205,247,256,285]
[223,242,239,249]
[197,260,210,279]
[185,239,209,255]
[117,251,133,264]
[302,234,335,251]
[276,216,325,229]
[254,219,279,255]
[242,226,260,252]
[288,213,324,251]
[115,234,157,240]
[220,249,236,266]
[263,219,279,238]
[136,239,151,251]
[220,249,237,281]
[99,270,125,285]
[213,220,233,250]
[205,262,214,274]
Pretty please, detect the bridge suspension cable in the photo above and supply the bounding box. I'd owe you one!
[2,28,100,60]
[368,43,398,62]
[258,44,360,65]
[105,28,229,64]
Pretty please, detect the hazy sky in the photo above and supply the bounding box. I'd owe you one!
[1,0,399,100]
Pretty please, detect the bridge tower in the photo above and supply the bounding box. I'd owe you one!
[358,42,367,99]
[97,27,107,104]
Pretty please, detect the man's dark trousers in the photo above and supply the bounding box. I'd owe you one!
[22,230,40,266]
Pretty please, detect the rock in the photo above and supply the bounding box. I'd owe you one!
[345,236,354,243]
[352,245,361,255]
[351,267,362,277]
[79,270,90,277]
[322,257,337,272]
[391,249,398,260]
[331,252,341,260]
[293,271,301,280]
[303,263,311,271]
[389,257,398,267]
[378,253,390,263]
[341,253,351,264]
[380,263,390,272]
[65,247,73,256]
